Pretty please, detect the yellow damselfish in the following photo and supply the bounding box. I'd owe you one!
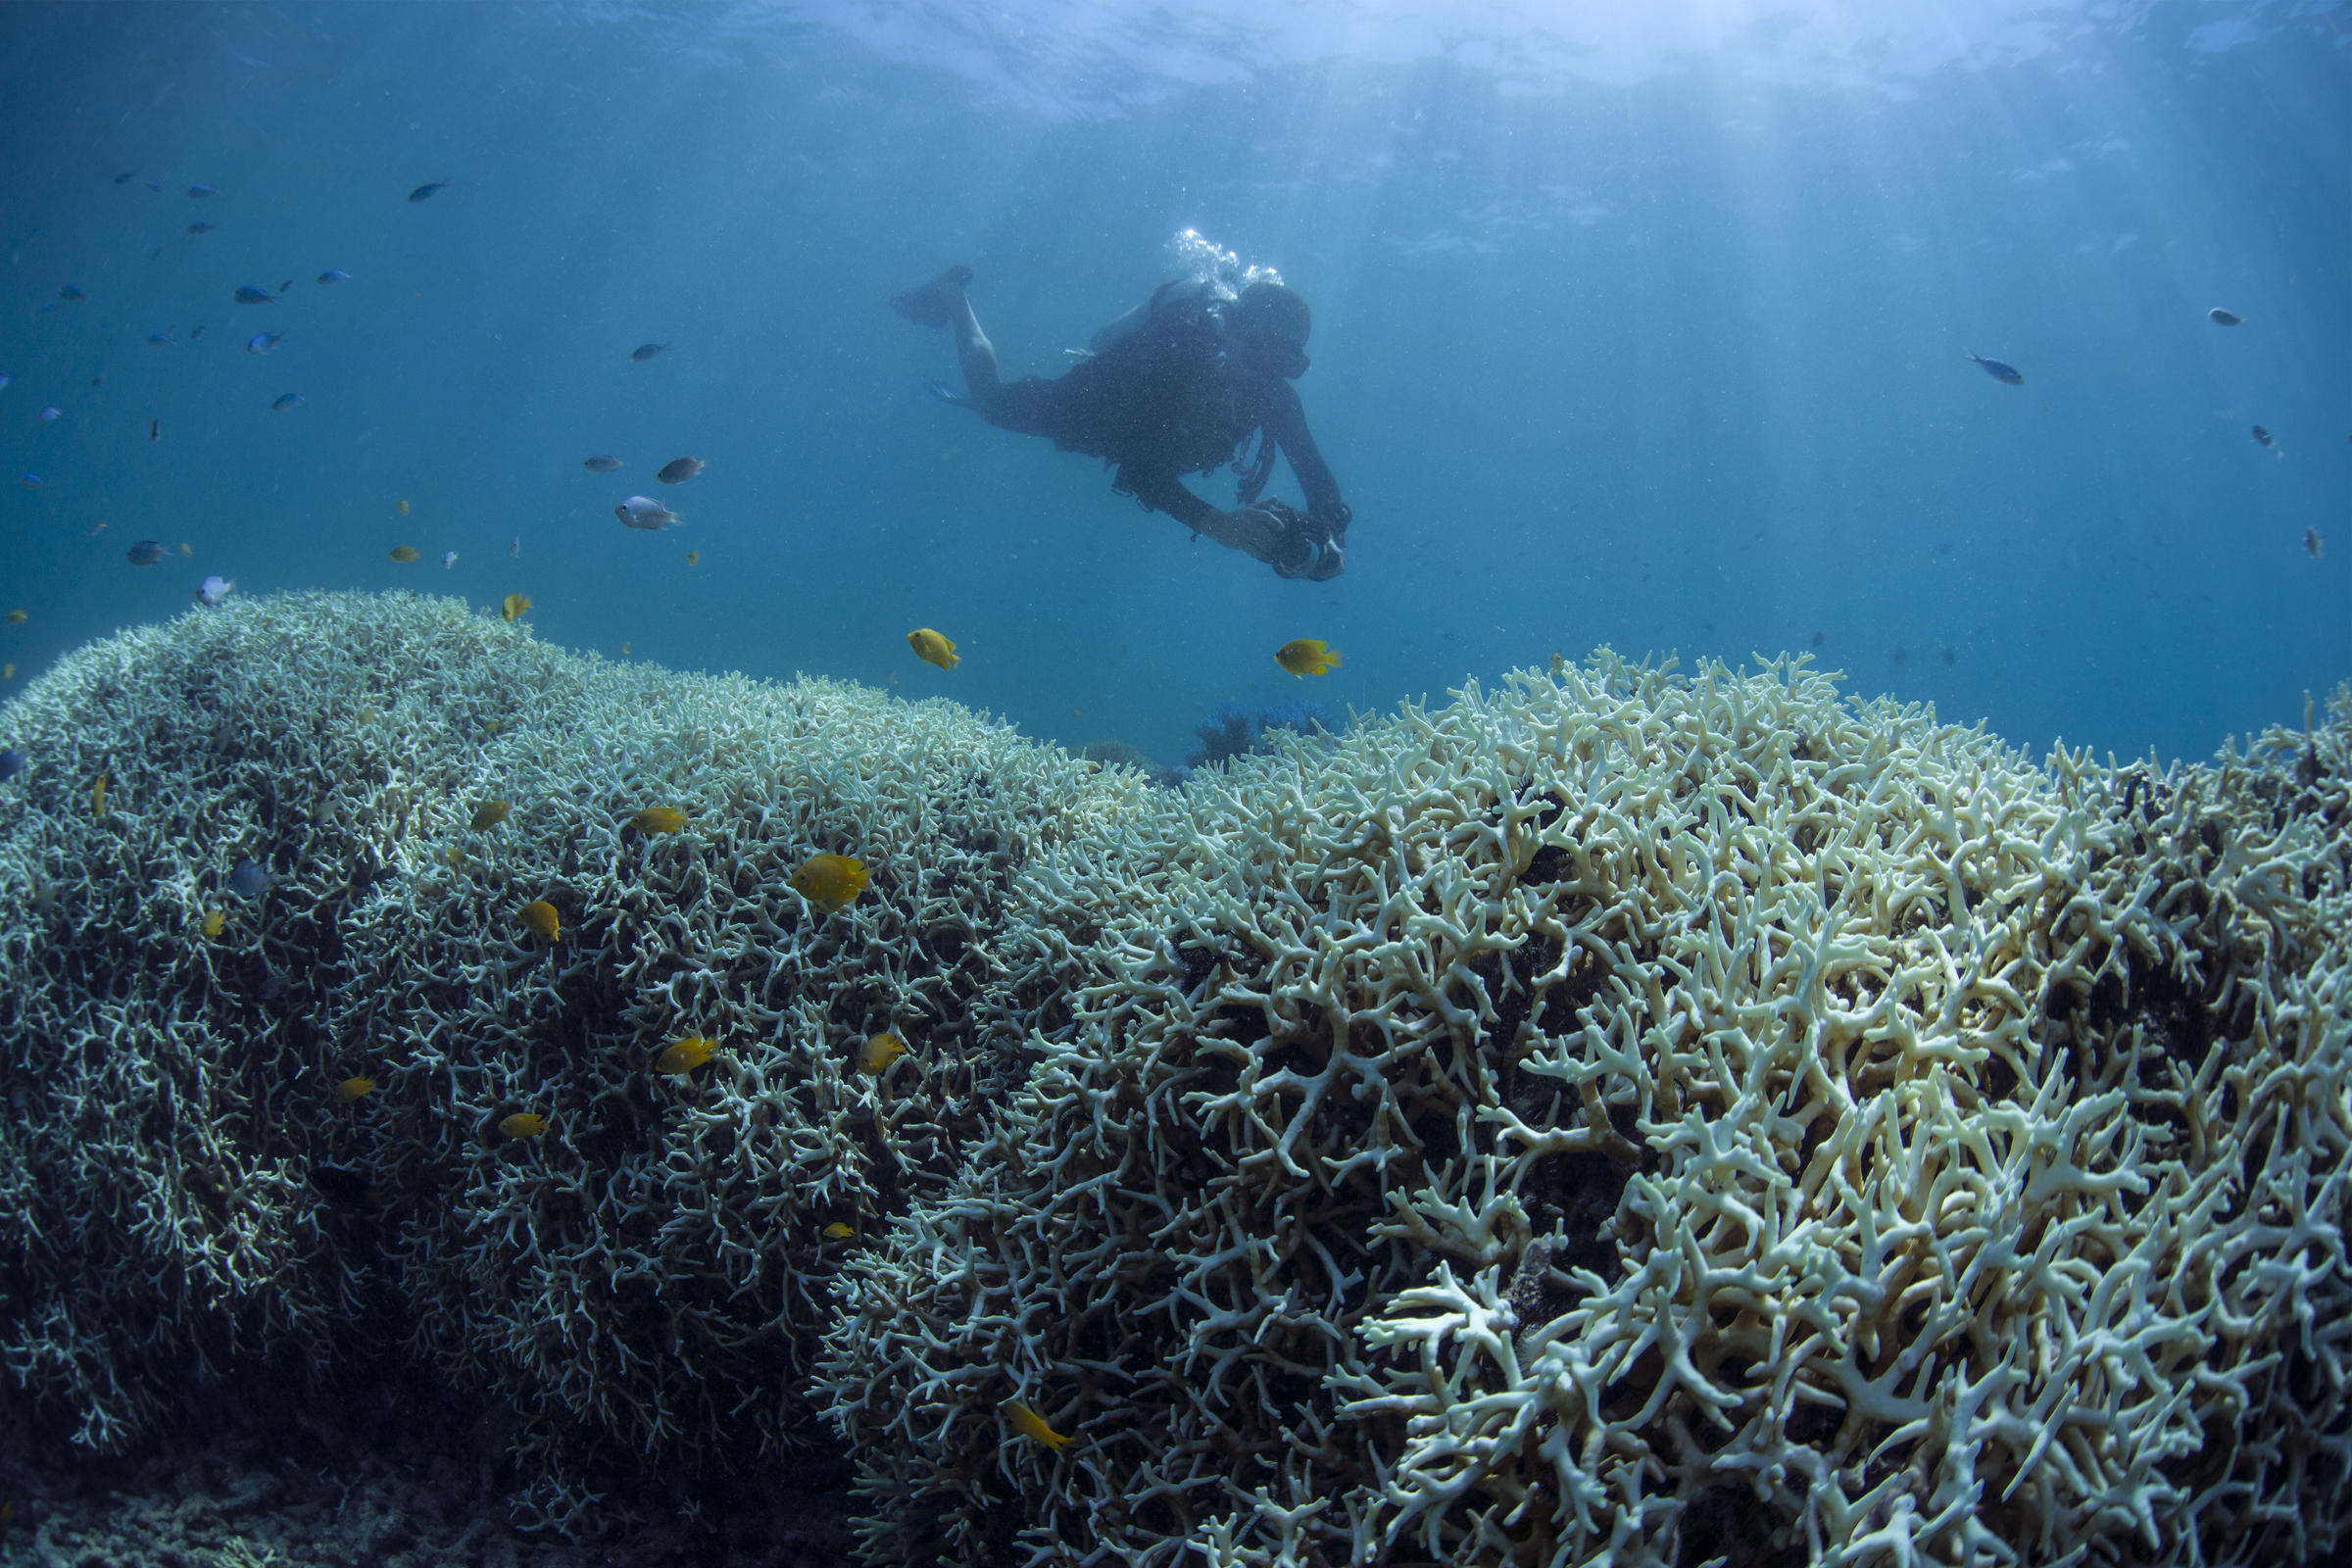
[1004,1399,1072,1451]
[654,1035,715,1075]
[906,627,958,670]
[397,499,410,514]
[858,1031,906,1075]
[501,594,531,622]
[5,610,24,624]
[470,799,511,830]
[516,899,561,942]
[821,1221,855,1240]
[790,854,867,913]
[686,550,700,567]
[1274,637,1340,678]
[91,774,108,817]
[201,908,225,939]
[333,1075,376,1103]
[631,806,686,834]
[388,546,419,563]
[499,1111,548,1139]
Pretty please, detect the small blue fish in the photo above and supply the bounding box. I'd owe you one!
[630,343,667,363]
[318,270,351,284]
[39,408,60,421]
[147,331,175,346]
[188,183,217,197]
[233,285,273,304]
[270,393,302,412]
[125,540,167,564]
[196,574,235,606]
[0,373,10,389]
[17,473,40,489]
[187,221,215,235]
[0,749,24,783]
[143,181,161,193]
[228,857,271,899]
[408,180,450,203]
[113,171,135,185]
[1967,353,2024,386]
[509,535,520,558]
[246,332,285,355]
[59,285,85,301]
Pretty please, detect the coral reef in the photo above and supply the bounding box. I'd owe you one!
[817,658,2352,1567]
[1184,699,1335,771]
[0,592,1170,1532]
[4,593,2346,1564]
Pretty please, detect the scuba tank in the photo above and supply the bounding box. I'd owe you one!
[1081,273,1222,357]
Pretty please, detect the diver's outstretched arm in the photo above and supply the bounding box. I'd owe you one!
[1125,467,1336,578]
[1258,381,1349,539]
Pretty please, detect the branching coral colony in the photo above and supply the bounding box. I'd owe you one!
[1,593,2346,1564]
[817,658,2352,1568]
[0,592,1173,1533]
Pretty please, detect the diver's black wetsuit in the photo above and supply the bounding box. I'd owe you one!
[894,268,1350,578]
[986,286,1349,546]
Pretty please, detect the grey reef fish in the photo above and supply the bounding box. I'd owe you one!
[615,495,681,531]
[656,457,703,484]
[2208,308,2243,326]
[125,540,169,565]
[2252,425,2274,448]
[228,857,271,899]
[409,180,451,202]
[630,343,667,363]
[318,270,351,284]
[582,456,623,473]
[233,285,274,304]
[1967,353,2023,385]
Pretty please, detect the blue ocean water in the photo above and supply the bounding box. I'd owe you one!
[0,1,2344,770]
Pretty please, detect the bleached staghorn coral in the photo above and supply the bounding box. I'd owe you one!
[816,656,2352,1567]
[0,593,1174,1521]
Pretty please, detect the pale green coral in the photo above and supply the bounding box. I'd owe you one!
[2,595,2345,1562]
[815,656,2352,1567]
[0,592,1171,1532]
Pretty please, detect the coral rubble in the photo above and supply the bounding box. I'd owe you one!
[2,594,2346,1564]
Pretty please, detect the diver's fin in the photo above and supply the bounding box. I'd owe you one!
[889,265,974,328]
[924,379,972,407]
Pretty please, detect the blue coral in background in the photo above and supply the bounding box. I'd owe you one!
[1186,704,1258,770]
[1256,699,1333,741]
[1182,698,1336,773]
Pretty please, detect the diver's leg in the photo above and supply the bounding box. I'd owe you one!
[890,266,1008,418]
[947,292,1008,418]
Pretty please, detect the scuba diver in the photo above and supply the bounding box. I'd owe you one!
[888,263,1351,581]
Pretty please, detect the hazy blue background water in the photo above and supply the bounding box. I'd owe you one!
[1,0,2345,772]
